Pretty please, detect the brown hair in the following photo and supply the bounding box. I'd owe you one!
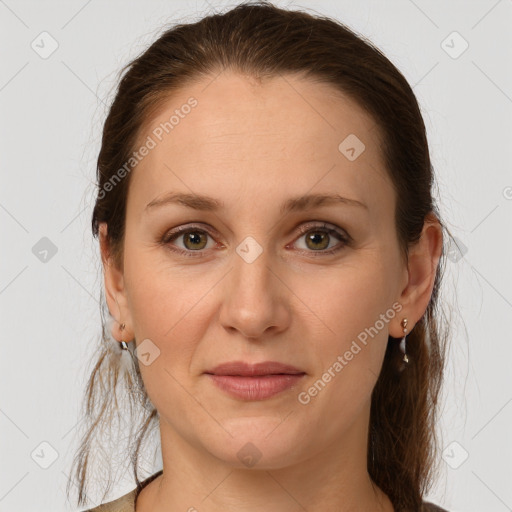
[68,2,452,510]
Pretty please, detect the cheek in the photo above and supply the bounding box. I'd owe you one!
[298,258,393,392]
[124,260,213,422]
[306,260,391,342]
[124,249,212,369]
[280,260,395,453]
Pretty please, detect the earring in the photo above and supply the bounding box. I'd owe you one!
[399,318,409,367]
[119,322,129,350]
[117,322,137,376]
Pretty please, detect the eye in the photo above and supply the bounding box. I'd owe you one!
[161,222,350,258]
[161,225,217,257]
[290,222,350,256]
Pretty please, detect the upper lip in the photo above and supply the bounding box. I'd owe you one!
[205,361,305,376]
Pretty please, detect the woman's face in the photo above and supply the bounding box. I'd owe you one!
[102,71,413,469]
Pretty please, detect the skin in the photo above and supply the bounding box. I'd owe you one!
[99,70,443,512]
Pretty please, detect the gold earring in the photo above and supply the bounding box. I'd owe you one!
[399,318,409,366]
[119,322,128,350]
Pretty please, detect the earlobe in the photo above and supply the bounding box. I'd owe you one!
[98,222,133,342]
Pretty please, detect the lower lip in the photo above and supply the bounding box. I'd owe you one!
[206,374,305,400]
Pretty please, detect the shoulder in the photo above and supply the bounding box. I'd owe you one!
[422,500,450,512]
[82,489,136,512]
[81,470,163,512]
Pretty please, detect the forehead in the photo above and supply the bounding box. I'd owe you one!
[128,70,392,217]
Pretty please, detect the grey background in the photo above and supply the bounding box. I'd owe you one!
[1,0,511,511]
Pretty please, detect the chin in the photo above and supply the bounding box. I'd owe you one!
[202,416,306,470]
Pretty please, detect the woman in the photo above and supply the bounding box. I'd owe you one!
[68,2,452,511]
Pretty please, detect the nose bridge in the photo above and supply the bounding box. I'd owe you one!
[219,235,287,338]
[234,237,271,298]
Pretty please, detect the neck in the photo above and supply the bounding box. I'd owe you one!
[136,414,394,512]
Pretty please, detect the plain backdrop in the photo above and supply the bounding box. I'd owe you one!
[1,0,511,511]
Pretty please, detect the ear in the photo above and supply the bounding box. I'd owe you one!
[99,222,134,342]
[391,213,443,337]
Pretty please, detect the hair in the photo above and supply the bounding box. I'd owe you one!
[67,2,453,510]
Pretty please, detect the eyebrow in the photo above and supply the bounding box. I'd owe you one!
[144,192,368,215]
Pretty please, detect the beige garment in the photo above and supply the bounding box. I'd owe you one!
[83,470,163,512]
[83,470,449,512]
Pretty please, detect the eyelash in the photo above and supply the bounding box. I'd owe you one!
[160,222,351,258]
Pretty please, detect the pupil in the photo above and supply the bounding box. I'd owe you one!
[187,232,203,248]
[308,232,327,249]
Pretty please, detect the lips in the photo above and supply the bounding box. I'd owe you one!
[204,361,306,400]
[205,360,305,377]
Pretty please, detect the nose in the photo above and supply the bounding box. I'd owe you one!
[218,244,291,341]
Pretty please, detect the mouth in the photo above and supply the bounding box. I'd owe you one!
[204,360,305,377]
[204,361,306,400]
